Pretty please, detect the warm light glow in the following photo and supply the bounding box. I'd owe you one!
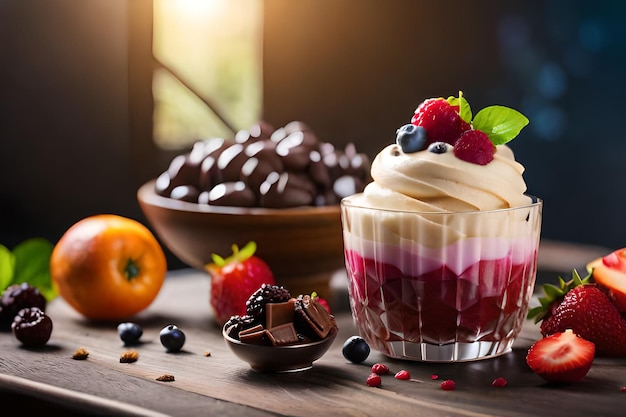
[152,0,263,150]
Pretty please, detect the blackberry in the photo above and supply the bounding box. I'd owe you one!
[0,283,47,331]
[223,314,255,337]
[12,307,53,347]
[245,284,291,323]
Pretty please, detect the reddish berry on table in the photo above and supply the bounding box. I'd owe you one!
[526,329,595,383]
[440,380,456,391]
[453,130,495,165]
[431,374,439,380]
[394,370,410,380]
[206,241,275,326]
[411,98,470,145]
[11,307,53,347]
[366,373,382,387]
[620,386,626,392]
[491,377,508,387]
[371,363,389,375]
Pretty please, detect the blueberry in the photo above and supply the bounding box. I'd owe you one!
[427,141,448,154]
[396,124,427,153]
[160,324,186,352]
[342,335,370,364]
[117,322,143,346]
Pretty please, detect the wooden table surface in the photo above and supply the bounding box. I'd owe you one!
[1,260,625,417]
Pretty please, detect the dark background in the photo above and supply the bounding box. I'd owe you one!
[1,0,624,269]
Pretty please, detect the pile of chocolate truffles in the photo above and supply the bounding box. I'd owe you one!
[155,121,371,208]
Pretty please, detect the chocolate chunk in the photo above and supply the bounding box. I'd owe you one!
[267,323,300,346]
[239,324,268,345]
[265,299,296,329]
[200,181,257,207]
[295,295,337,340]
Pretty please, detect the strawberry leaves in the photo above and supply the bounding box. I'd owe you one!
[527,269,590,324]
[209,241,257,269]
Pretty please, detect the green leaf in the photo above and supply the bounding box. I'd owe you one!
[12,238,57,300]
[447,92,472,124]
[0,244,14,290]
[472,105,529,145]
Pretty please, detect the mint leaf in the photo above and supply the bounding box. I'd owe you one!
[0,244,14,290]
[472,105,529,145]
[12,238,57,300]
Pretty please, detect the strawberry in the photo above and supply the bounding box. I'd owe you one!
[453,130,495,165]
[205,241,275,326]
[526,329,595,383]
[411,98,470,145]
[528,270,626,357]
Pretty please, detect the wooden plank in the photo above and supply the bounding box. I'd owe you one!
[1,269,625,417]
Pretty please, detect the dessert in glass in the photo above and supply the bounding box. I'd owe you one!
[341,93,542,361]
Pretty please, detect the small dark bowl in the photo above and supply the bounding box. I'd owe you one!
[222,324,338,372]
[137,179,344,298]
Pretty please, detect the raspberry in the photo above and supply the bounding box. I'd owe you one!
[371,363,389,375]
[394,370,411,380]
[411,98,470,145]
[366,373,382,387]
[491,377,508,387]
[431,374,439,380]
[453,130,495,165]
[440,379,456,391]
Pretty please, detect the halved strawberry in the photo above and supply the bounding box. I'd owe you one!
[587,247,626,312]
[206,241,275,326]
[526,329,595,383]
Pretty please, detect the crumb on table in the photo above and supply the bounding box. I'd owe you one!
[72,347,89,360]
[119,350,139,363]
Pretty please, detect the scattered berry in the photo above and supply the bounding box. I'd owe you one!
[371,363,389,375]
[431,374,439,380]
[342,335,370,363]
[396,124,427,153]
[366,373,382,387]
[526,329,595,383]
[440,380,456,391]
[0,282,47,330]
[453,130,495,165]
[117,322,143,346]
[427,141,448,154]
[11,307,53,347]
[491,377,508,387]
[394,370,411,380]
[160,324,186,352]
[620,386,626,392]
[411,98,470,145]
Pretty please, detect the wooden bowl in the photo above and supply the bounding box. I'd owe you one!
[223,324,338,372]
[137,179,344,298]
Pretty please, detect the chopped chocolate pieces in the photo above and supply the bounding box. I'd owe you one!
[239,324,268,345]
[228,290,338,347]
[295,295,336,339]
[267,323,299,346]
[156,374,175,382]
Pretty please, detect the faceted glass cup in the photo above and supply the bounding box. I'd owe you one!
[340,195,542,362]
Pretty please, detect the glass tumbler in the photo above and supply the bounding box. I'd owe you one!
[341,195,542,362]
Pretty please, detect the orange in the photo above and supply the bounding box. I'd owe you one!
[50,214,167,320]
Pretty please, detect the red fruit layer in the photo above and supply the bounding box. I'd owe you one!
[345,250,537,351]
